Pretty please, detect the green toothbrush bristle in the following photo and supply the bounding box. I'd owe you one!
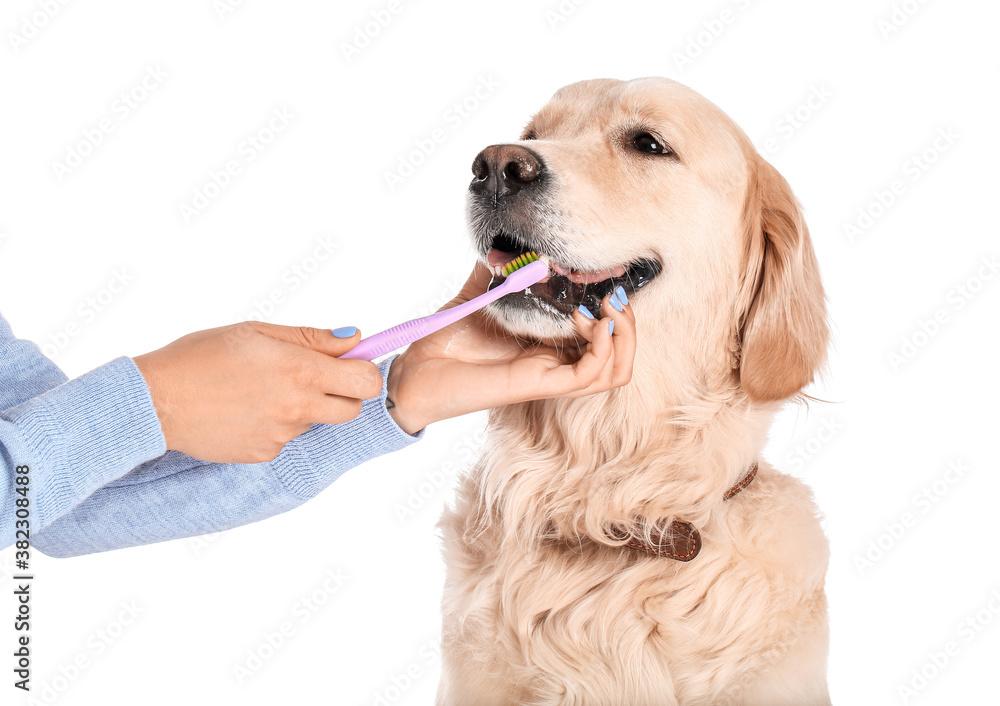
[501,251,540,277]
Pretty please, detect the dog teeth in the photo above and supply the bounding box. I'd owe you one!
[492,253,554,279]
[490,252,624,281]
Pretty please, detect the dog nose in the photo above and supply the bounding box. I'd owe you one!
[470,144,544,201]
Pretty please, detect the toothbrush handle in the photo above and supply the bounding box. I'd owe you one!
[336,317,434,360]
[337,284,508,361]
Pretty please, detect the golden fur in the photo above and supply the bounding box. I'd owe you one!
[437,78,831,705]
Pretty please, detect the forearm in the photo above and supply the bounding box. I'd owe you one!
[32,354,425,557]
[30,454,303,557]
[275,354,425,496]
[0,357,166,550]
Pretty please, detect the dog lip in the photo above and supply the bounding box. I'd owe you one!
[486,246,624,282]
[548,259,572,276]
[486,256,662,317]
[478,229,663,315]
[486,248,553,284]
[484,231,625,279]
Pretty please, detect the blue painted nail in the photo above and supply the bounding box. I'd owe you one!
[609,319,615,335]
[609,294,623,312]
[615,285,629,306]
[331,326,357,338]
[577,304,595,320]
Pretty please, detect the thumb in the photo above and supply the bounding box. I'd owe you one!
[249,322,362,357]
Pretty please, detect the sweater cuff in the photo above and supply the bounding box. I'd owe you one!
[272,353,425,499]
[5,356,167,527]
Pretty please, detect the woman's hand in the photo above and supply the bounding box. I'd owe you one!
[385,262,637,435]
[134,322,381,463]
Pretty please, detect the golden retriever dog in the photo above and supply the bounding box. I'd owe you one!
[437,77,830,705]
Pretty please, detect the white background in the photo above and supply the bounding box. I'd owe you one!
[1,0,998,704]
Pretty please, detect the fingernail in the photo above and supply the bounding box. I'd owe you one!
[609,319,615,335]
[615,285,629,306]
[331,326,357,338]
[577,304,595,320]
[609,294,623,312]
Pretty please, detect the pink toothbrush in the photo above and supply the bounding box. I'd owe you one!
[338,253,549,360]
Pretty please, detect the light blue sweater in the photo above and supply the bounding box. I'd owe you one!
[0,312,424,557]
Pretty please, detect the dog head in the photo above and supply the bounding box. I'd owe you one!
[467,77,827,402]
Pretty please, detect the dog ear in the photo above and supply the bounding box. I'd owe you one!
[734,157,828,403]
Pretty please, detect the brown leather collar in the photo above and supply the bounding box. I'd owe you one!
[606,462,758,562]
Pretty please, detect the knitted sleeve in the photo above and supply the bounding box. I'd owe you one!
[1,312,423,556]
[31,354,424,557]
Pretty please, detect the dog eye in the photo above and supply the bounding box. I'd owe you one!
[522,131,537,141]
[633,133,671,155]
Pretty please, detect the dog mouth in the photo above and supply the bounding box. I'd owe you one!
[483,231,662,318]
